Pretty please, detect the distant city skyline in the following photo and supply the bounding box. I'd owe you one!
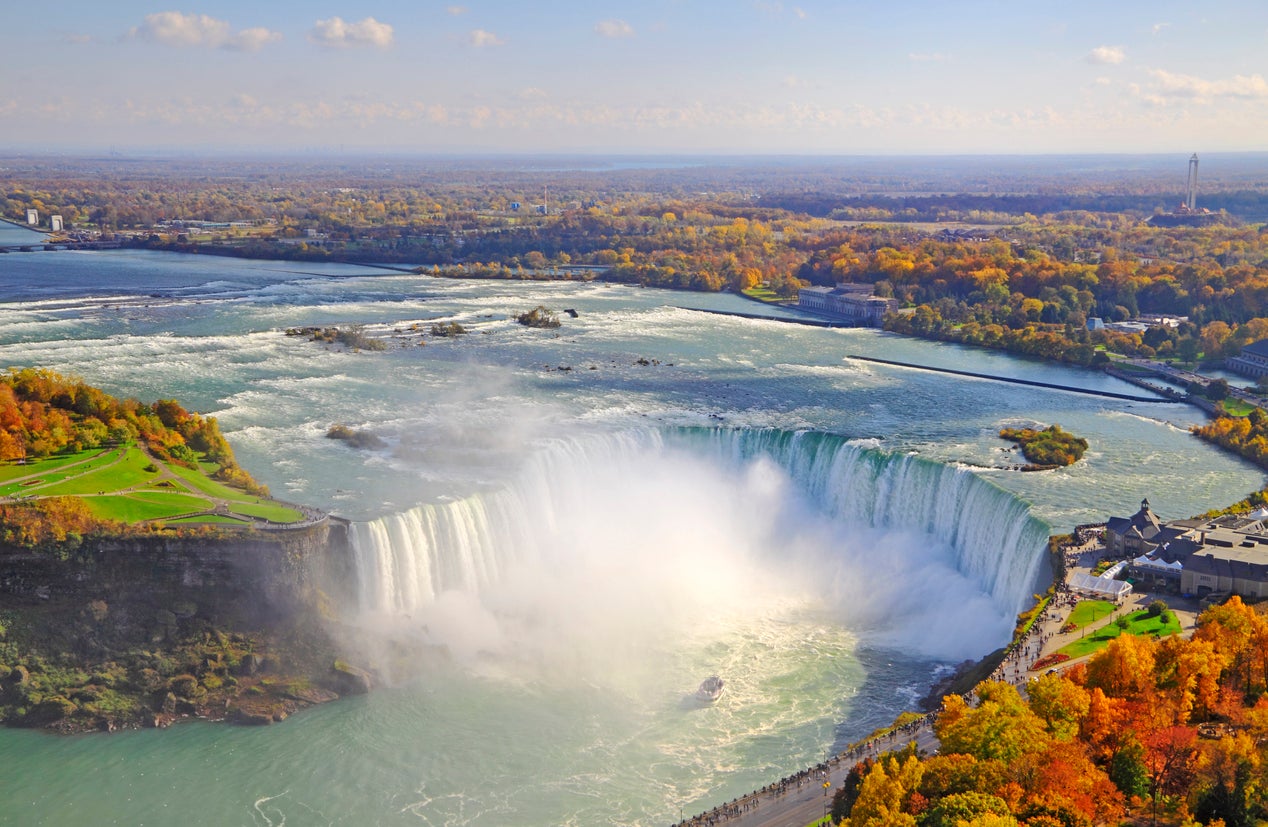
[1,0,1266,155]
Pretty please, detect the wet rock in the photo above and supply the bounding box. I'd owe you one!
[27,696,77,724]
[329,661,372,696]
[234,653,261,676]
[285,685,338,705]
[238,711,273,726]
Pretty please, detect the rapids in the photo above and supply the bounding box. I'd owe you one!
[0,249,1261,824]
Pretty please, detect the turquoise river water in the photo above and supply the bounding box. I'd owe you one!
[0,249,1260,825]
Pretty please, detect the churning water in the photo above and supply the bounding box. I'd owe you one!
[0,250,1261,825]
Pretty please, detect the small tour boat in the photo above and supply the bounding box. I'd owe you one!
[695,675,724,702]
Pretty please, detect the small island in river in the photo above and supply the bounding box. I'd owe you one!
[999,423,1089,471]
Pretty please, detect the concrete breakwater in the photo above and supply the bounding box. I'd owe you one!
[847,355,1174,403]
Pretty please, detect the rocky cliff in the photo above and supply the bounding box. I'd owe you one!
[0,521,371,732]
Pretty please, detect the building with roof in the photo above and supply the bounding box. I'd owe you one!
[1105,498,1164,556]
[797,283,898,327]
[1109,497,1268,598]
[1226,339,1268,380]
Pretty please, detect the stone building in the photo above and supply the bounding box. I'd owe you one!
[1226,339,1268,380]
[1109,497,1268,598]
[797,283,898,327]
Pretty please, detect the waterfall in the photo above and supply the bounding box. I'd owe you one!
[348,428,1050,627]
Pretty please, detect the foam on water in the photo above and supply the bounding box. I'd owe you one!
[0,249,1264,825]
[348,428,1048,664]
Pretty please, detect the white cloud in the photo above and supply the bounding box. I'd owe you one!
[594,19,634,38]
[1145,68,1268,103]
[1086,45,1125,65]
[447,5,468,14]
[225,27,283,52]
[794,7,807,19]
[1151,22,1170,35]
[468,29,505,47]
[64,33,93,44]
[128,11,280,52]
[518,87,548,100]
[1094,76,1112,86]
[309,17,394,49]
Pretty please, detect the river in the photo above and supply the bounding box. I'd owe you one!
[0,249,1259,825]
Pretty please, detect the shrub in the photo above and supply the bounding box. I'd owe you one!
[1146,599,1169,618]
[429,321,467,337]
[516,306,561,328]
[168,674,199,698]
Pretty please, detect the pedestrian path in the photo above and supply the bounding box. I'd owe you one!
[676,535,1199,827]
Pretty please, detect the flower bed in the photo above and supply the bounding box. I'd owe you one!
[1032,652,1070,671]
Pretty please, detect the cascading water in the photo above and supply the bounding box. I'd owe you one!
[347,427,1050,662]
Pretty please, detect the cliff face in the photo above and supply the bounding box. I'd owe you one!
[0,521,356,625]
[0,521,366,732]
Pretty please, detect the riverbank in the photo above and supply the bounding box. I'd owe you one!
[680,525,1207,827]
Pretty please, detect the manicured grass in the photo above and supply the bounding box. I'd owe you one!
[0,448,124,495]
[0,449,106,484]
[742,286,790,303]
[81,494,201,523]
[125,490,214,512]
[1057,608,1182,659]
[227,501,304,523]
[1221,399,1257,417]
[35,446,157,496]
[166,462,257,504]
[1066,600,1116,629]
[166,515,252,526]
[3,439,310,529]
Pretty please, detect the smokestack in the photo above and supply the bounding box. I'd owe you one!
[1186,153,1199,211]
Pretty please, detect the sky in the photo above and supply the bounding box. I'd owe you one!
[1,0,1266,155]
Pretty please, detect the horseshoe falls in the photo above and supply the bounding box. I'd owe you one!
[0,250,1261,826]
[348,428,1049,664]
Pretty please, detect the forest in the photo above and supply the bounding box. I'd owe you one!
[837,596,1268,827]
[5,153,1268,374]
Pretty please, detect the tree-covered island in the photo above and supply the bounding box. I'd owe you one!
[999,424,1090,470]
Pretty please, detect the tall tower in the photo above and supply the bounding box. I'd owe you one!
[1186,153,1199,211]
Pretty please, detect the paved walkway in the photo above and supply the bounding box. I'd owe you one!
[676,537,1199,827]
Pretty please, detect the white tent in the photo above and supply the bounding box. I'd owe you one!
[1131,553,1183,575]
[1069,571,1133,600]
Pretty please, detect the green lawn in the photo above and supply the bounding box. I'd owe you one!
[81,494,202,523]
[3,440,313,528]
[0,449,108,484]
[35,446,157,496]
[1221,399,1257,417]
[1066,600,1116,629]
[741,286,790,303]
[226,500,304,523]
[0,448,125,495]
[125,490,214,512]
[1057,608,1182,659]
[166,462,258,504]
[166,514,252,526]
